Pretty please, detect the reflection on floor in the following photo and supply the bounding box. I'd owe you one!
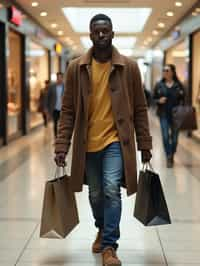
[0,115,200,266]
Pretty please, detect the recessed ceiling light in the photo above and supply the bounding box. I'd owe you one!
[40,12,47,17]
[65,38,74,45]
[152,30,159,36]
[32,2,39,7]
[65,37,72,42]
[166,11,174,17]
[158,22,165,28]
[58,31,63,35]
[63,7,152,33]
[51,23,58,28]
[192,12,198,16]
[175,2,183,7]
[147,37,153,42]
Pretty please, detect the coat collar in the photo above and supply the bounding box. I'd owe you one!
[79,46,125,67]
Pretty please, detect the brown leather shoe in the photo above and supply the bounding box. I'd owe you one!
[92,230,102,253]
[102,247,121,266]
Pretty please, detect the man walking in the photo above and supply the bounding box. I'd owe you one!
[55,14,152,266]
[47,72,64,137]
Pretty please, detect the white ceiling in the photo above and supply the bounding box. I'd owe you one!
[13,0,199,57]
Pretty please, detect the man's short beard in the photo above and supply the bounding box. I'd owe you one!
[95,39,112,49]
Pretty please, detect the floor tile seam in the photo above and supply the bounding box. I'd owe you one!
[0,135,42,161]
[14,222,40,266]
[150,115,200,183]
[175,155,200,185]
[156,228,168,266]
[150,114,200,163]
[24,247,162,252]
[0,141,52,182]
[0,218,39,222]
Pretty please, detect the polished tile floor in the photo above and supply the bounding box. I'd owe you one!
[0,114,200,266]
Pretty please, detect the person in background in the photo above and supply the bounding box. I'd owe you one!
[153,64,185,168]
[54,13,152,266]
[196,82,200,107]
[38,80,49,127]
[47,72,64,137]
[143,84,152,107]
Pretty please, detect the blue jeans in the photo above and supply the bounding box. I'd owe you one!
[85,142,123,250]
[160,116,179,157]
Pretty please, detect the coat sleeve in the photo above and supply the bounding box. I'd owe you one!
[153,82,162,104]
[132,62,152,151]
[46,85,53,114]
[55,62,75,154]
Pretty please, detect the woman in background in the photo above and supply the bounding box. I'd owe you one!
[153,64,185,168]
[38,80,50,127]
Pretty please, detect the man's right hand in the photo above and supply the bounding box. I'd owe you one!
[159,97,167,104]
[54,152,66,167]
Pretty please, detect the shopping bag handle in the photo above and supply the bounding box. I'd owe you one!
[142,162,154,171]
[54,166,67,179]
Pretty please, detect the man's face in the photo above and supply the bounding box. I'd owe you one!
[57,74,63,84]
[90,20,114,49]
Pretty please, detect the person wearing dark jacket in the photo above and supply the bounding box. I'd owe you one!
[47,72,64,137]
[153,64,185,168]
[38,80,49,127]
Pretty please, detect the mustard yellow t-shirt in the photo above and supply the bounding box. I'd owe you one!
[87,58,119,152]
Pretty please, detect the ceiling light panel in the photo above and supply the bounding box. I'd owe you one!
[51,23,58,28]
[40,12,47,17]
[175,2,183,7]
[166,11,174,17]
[32,2,39,7]
[158,22,165,28]
[80,36,137,50]
[63,7,152,33]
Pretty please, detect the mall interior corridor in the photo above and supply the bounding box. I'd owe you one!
[0,113,200,266]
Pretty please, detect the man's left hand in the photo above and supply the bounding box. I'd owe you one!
[141,150,152,163]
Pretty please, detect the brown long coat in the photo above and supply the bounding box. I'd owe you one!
[55,47,152,196]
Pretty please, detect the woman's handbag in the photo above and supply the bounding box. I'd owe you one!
[40,168,79,238]
[172,105,197,131]
[134,164,171,226]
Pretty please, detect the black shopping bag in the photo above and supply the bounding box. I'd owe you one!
[134,165,171,226]
[40,168,79,238]
[172,105,197,131]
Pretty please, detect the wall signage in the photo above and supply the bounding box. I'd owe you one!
[9,6,23,26]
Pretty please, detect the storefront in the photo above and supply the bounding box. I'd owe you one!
[152,2,200,141]
[0,3,68,146]
[7,29,23,138]
[0,22,4,145]
[51,52,60,81]
[27,41,49,128]
[192,31,200,139]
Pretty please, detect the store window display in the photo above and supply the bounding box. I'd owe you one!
[192,31,200,139]
[7,30,22,137]
[27,41,48,128]
[51,52,60,81]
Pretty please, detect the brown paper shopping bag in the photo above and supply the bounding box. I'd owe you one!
[40,170,79,238]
